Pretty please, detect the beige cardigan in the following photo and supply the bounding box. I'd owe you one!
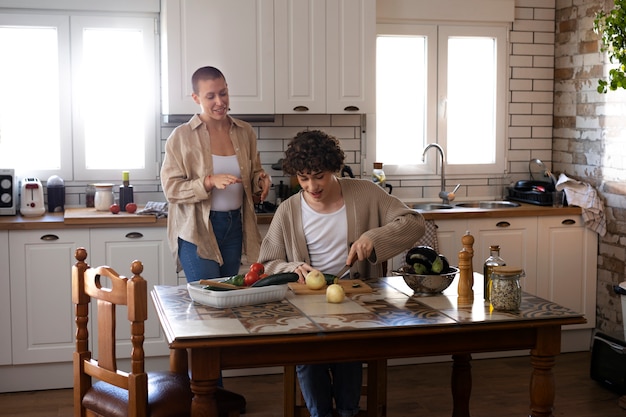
[259,178,425,279]
[161,115,264,272]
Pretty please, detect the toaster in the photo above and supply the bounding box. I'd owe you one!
[20,177,46,217]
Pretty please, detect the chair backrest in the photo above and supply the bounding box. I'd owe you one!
[72,247,149,417]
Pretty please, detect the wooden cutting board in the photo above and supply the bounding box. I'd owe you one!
[288,279,372,295]
[64,207,157,225]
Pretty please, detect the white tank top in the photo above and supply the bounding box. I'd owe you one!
[211,155,243,211]
[301,194,349,275]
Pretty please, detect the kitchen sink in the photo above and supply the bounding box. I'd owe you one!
[412,203,455,210]
[454,201,521,209]
[411,200,521,211]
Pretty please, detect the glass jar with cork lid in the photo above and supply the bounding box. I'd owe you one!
[490,266,524,311]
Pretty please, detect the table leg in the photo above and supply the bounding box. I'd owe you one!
[189,347,221,417]
[529,326,561,417]
[169,348,188,374]
[451,353,472,417]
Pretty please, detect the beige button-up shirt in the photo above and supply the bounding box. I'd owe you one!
[161,114,264,272]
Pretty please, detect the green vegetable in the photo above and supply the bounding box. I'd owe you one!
[223,274,245,286]
[412,263,429,275]
[250,272,299,287]
[324,273,338,285]
[202,285,236,292]
[431,256,444,274]
[406,246,439,265]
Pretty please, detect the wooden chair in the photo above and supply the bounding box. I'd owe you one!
[72,247,244,417]
[283,360,387,417]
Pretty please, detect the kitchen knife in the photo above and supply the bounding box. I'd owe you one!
[334,263,353,280]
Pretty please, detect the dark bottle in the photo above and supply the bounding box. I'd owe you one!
[119,171,134,211]
[483,245,506,301]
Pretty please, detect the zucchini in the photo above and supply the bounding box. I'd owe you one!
[324,273,338,285]
[250,272,299,287]
[202,285,236,292]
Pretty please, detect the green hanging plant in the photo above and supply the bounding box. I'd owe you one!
[594,0,626,93]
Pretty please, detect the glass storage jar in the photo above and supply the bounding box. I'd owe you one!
[85,184,96,208]
[94,183,115,211]
[490,266,524,311]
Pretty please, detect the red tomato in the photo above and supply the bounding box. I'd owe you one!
[244,271,260,286]
[250,262,265,275]
[125,202,137,213]
[109,204,120,214]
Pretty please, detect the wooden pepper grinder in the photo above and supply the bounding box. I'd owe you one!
[462,231,475,287]
[458,233,475,305]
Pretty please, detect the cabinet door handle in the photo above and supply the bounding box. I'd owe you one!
[125,232,144,239]
[343,105,359,112]
[40,234,59,241]
[495,221,511,228]
[561,219,576,225]
[293,105,309,112]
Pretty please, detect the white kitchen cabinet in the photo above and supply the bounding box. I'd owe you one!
[9,226,176,365]
[467,217,538,295]
[429,216,538,295]
[90,227,178,357]
[0,231,11,365]
[274,0,375,114]
[9,229,90,364]
[161,0,275,115]
[536,215,597,331]
[431,219,469,263]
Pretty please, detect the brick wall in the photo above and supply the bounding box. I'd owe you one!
[555,0,626,336]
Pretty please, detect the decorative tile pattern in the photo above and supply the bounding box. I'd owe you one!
[152,276,584,340]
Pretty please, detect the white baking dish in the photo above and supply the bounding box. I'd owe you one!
[187,280,288,308]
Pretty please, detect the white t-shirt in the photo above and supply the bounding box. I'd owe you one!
[211,154,243,211]
[301,194,349,276]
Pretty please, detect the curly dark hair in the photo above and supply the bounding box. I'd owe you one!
[282,130,345,175]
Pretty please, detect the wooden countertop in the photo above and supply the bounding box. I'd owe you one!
[0,202,581,231]
[0,208,167,230]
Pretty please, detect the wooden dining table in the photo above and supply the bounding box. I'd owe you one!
[151,274,586,417]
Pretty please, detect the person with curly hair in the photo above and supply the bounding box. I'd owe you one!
[258,129,425,417]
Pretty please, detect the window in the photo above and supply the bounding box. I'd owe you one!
[0,13,158,181]
[375,23,507,176]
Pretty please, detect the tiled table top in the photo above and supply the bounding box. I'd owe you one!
[152,274,584,340]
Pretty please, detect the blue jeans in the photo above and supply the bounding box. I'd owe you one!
[296,362,363,417]
[178,208,243,282]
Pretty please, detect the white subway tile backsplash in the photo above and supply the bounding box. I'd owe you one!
[510,103,533,114]
[513,19,556,33]
[532,79,555,91]
[511,67,555,80]
[511,114,553,127]
[531,126,555,138]
[282,114,331,126]
[511,90,554,103]
[532,103,554,115]
[513,43,555,57]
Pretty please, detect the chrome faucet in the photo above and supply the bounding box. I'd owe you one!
[422,143,460,204]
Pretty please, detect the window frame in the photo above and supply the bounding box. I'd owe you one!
[70,15,159,181]
[0,12,159,182]
[372,22,509,178]
[0,13,73,181]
